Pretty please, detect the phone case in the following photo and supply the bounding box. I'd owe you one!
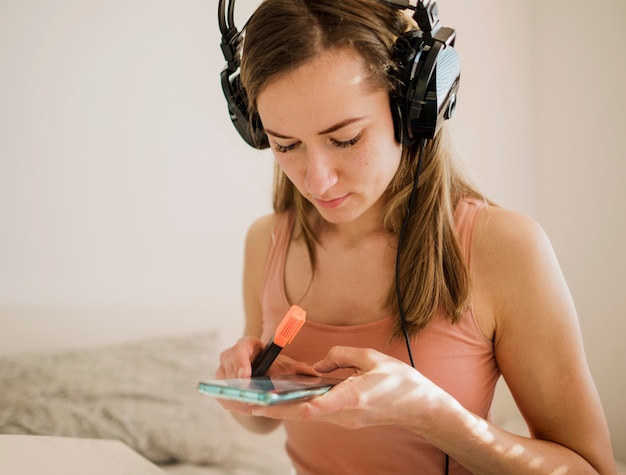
[197,374,341,406]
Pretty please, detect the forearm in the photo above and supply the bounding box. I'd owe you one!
[419,395,609,475]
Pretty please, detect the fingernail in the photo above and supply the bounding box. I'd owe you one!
[237,367,245,378]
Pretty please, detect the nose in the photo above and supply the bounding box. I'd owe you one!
[304,148,338,198]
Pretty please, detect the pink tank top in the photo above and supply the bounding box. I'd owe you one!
[259,198,499,475]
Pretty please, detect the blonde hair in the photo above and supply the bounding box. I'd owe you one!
[241,0,484,337]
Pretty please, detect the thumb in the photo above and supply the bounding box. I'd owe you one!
[313,346,370,374]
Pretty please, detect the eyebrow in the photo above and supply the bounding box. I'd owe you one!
[264,117,366,140]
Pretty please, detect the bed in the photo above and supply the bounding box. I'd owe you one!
[1,329,623,474]
[0,330,293,474]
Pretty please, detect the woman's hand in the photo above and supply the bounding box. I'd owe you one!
[215,336,263,380]
[249,346,450,432]
[214,336,322,415]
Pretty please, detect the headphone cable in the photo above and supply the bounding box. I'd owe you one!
[395,138,427,367]
[394,138,449,475]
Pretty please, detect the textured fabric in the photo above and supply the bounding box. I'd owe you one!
[259,198,499,475]
[0,330,291,470]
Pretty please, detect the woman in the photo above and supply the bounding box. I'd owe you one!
[215,0,615,473]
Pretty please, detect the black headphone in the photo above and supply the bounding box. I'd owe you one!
[218,0,460,149]
[218,0,267,149]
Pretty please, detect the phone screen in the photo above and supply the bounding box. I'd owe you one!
[197,374,341,406]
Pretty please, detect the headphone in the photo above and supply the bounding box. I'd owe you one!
[217,0,460,149]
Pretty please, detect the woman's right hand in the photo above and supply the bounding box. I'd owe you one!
[217,336,322,380]
[216,335,264,380]
[214,336,321,420]
[213,336,267,418]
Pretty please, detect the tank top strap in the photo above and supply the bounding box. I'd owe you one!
[453,197,486,270]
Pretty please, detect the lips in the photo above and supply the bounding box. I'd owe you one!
[314,194,349,209]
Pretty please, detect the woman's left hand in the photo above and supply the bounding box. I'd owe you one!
[249,346,450,432]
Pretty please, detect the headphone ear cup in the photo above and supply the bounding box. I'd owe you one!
[389,97,404,145]
[390,28,460,145]
[391,30,424,146]
[220,67,269,149]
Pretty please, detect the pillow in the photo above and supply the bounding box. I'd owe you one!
[0,331,239,466]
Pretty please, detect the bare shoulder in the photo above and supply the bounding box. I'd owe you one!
[473,205,557,291]
[246,212,280,244]
[242,212,282,337]
[474,205,552,261]
[244,212,281,284]
[471,205,565,339]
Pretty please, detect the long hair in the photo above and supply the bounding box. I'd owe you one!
[240,0,485,338]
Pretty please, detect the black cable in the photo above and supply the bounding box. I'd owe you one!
[394,138,449,474]
[395,138,427,368]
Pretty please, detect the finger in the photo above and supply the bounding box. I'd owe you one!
[218,337,264,379]
[268,357,323,378]
[251,399,322,421]
[291,361,324,377]
[313,346,375,374]
[218,348,244,379]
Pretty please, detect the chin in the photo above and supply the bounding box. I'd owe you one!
[314,204,374,226]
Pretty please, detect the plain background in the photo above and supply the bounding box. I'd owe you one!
[1,0,624,462]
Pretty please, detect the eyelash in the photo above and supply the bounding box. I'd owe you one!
[332,134,362,149]
[273,134,362,154]
[274,142,298,154]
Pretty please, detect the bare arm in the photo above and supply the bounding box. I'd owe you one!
[430,207,615,473]
[216,213,282,434]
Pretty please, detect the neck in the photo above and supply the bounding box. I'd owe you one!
[313,201,391,248]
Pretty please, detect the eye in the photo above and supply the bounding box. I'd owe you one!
[272,141,300,154]
[331,133,362,149]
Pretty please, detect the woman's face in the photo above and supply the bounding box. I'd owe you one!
[256,48,402,227]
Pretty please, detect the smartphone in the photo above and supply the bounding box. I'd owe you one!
[197,374,341,406]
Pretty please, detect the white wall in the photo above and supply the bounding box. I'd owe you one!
[0,0,624,461]
[446,0,534,214]
[530,0,626,461]
[0,0,273,348]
